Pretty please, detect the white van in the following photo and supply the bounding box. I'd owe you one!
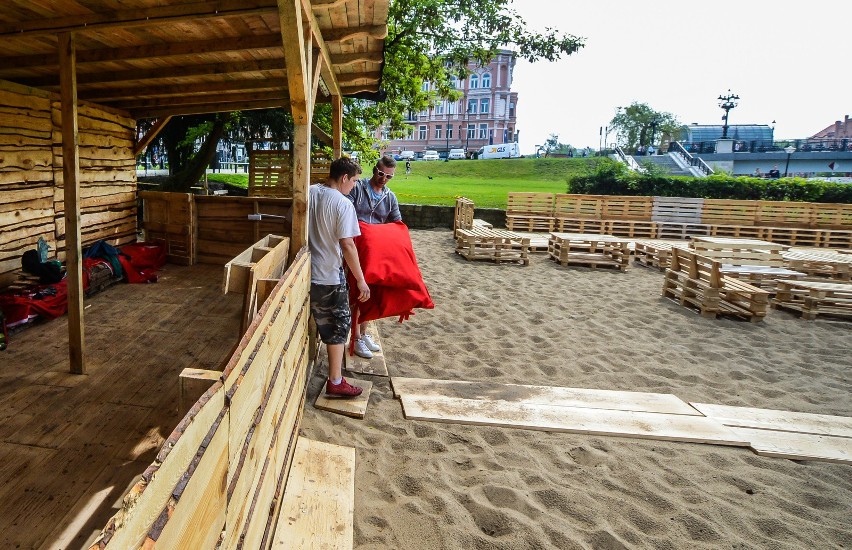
[447,148,466,160]
[477,143,520,160]
[399,150,416,160]
[423,150,440,161]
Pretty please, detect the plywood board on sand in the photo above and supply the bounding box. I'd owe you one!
[346,322,388,377]
[315,379,373,419]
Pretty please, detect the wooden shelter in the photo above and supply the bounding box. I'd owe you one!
[0,1,388,547]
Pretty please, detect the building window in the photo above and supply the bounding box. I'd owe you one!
[435,125,442,139]
[419,109,428,117]
[467,99,477,114]
[479,98,490,114]
[509,103,515,117]
[479,124,488,139]
[436,102,445,115]
[467,124,476,139]
[450,77,460,89]
[381,129,389,140]
[448,101,457,115]
[470,74,479,89]
[419,125,427,140]
[447,127,454,139]
[481,73,491,88]
[421,81,430,92]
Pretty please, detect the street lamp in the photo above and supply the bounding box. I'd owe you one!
[783,145,796,177]
[717,90,739,139]
[648,118,661,153]
[458,124,463,157]
[445,122,450,161]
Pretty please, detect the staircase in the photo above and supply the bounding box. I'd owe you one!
[634,153,693,176]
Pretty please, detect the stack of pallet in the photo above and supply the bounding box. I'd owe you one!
[782,249,852,281]
[662,248,770,321]
[690,237,806,290]
[548,233,630,271]
[505,192,555,232]
[653,197,709,240]
[772,280,852,320]
[633,240,686,270]
[455,227,530,265]
[453,197,491,236]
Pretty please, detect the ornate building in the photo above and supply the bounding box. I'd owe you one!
[380,50,519,158]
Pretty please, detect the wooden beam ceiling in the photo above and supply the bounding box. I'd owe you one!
[82,78,288,102]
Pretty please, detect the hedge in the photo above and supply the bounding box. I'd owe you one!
[567,160,852,203]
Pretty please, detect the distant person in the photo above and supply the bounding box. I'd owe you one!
[754,168,762,178]
[309,157,370,398]
[405,160,412,175]
[768,165,781,179]
[647,145,656,156]
[347,156,402,359]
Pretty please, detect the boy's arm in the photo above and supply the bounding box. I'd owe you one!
[340,237,370,302]
[387,192,402,222]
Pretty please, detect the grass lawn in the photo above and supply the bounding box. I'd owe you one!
[207,157,602,209]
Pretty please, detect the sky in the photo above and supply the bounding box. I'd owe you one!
[510,1,850,155]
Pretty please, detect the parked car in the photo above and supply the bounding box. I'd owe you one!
[447,148,466,160]
[423,150,440,161]
[415,152,425,160]
[399,150,416,160]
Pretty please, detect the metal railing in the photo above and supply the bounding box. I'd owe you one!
[681,138,852,154]
[614,145,643,172]
[670,141,714,176]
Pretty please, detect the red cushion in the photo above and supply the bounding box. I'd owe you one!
[354,221,422,290]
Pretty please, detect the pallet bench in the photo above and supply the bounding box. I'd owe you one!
[690,237,803,291]
[633,240,685,270]
[663,248,770,321]
[548,233,630,271]
[455,227,530,265]
[782,249,852,281]
[772,280,852,320]
[506,192,555,232]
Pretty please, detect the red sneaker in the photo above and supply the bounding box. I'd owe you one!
[326,378,363,398]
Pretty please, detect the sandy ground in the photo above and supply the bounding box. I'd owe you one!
[300,228,851,550]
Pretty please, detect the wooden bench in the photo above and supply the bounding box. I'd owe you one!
[663,248,770,321]
[554,217,609,234]
[454,197,492,236]
[782,249,852,281]
[633,240,686,270]
[506,192,555,232]
[606,219,658,238]
[772,280,852,320]
[455,227,530,265]
[690,237,803,291]
[548,233,630,271]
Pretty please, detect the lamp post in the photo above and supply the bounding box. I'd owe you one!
[458,124,463,158]
[649,118,660,152]
[445,120,450,161]
[717,90,739,139]
[783,145,796,177]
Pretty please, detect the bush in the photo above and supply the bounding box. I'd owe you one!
[567,160,852,203]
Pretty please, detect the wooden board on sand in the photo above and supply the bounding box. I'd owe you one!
[729,427,852,465]
[272,438,355,549]
[690,402,852,438]
[400,395,749,447]
[391,377,699,416]
[315,379,373,419]
[346,322,388,377]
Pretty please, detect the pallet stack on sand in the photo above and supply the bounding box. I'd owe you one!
[505,192,555,232]
[455,227,530,265]
[690,237,806,291]
[548,233,630,271]
[782,249,852,281]
[771,280,852,320]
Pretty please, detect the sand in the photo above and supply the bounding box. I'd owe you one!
[300,228,852,550]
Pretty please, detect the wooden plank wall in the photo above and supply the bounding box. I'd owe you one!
[0,79,136,283]
[88,248,312,550]
[140,191,195,265]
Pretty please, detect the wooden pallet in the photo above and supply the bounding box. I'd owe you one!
[506,215,555,232]
[709,224,765,239]
[821,229,852,249]
[663,248,769,321]
[453,197,475,233]
[782,249,852,281]
[606,219,658,238]
[602,196,653,221]
[633,240,684,270]
[701,199,759,226]
[455,228,530,265]
[760,227,823,247]
[506,192,554,216]
[812,203,852,228]
[755,201,814,228]
[553,194,603,219]
[548,233,630,271]
[555,217,609,234]
[719,266,807,291]
[772,280,852,320]
[652,197,704,224]
[472,218,493,229]
[657,222,711,240]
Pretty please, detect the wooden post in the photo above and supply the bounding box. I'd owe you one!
[58,32,86,374]
[332,94,343,159]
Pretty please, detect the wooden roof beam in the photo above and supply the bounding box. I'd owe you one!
[81,78,288,102]
[0,34,284,71]
[18,59,286,88]
[120,91,288,111]
[336,71,382,86]
[134,116,172,157]
[134,98,290,119]
[0,0,279,38]
[311,0,354,9]
[298,0,340,97]
[329,52,383,66]
[322,25,388,43]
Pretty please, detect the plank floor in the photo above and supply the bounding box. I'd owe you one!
[0,263,242,550]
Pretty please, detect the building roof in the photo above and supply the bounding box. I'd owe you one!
[0,0,389,119]
[683,124,773,142]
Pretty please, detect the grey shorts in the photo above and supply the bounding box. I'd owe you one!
[310,282,351,345]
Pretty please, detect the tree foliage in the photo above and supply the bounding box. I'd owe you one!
[609,102,681,154]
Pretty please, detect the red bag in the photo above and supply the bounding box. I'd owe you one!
[119,242,166,284]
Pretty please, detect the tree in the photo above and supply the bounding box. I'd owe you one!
[609,102,681,154]
[542,133,560,157]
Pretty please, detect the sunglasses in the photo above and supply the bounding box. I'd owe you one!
[376,169,394,179]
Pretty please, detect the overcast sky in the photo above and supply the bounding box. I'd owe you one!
[511,0,850,154]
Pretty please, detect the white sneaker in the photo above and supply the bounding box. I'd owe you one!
[361,333,381,352]
[354,338,373,359]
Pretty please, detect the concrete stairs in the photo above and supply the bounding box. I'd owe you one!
[634,153,693,176]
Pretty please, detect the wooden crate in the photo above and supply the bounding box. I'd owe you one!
[656,222,711,240]
[633,240,684,270]
[652,197,704,224]
[701,199,759,226]
[553,194,603,219]
[455,228,530,265]
[606,219,658,238]
[760,227,823,247]
[782,250,852,281]
[755,201,815,227]
[548,233,630,271]
[772,280,852,320]
[663,248,769,321]
[556,217,609,234]
[602,196,653,220]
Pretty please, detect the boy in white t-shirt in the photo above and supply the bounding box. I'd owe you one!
[309,157,370,397]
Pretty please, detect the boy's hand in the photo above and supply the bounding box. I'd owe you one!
[356,279,370,302]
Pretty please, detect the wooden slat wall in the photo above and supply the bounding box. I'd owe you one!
[0,79,136,282]
[87,249,311,550]
[249,150,293,198]
[140,191,195,265]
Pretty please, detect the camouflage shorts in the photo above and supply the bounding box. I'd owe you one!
[310,283,351,345]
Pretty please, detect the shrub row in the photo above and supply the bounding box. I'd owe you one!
[567,161,852,203]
